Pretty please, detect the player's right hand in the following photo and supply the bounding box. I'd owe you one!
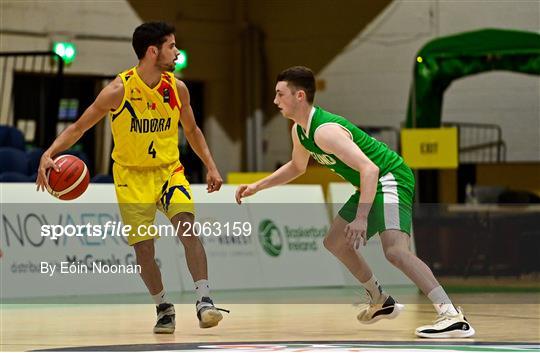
[235,184,257,204]
[36,153,60,192]
[345,216,368,249]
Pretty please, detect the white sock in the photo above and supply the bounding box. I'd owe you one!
[152,288,167,305]
[195,279,210,300]
[361,275,386,304]
[427,286,458,315]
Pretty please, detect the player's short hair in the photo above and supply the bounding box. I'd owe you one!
[276,66,316,103]
[132,22,176,60]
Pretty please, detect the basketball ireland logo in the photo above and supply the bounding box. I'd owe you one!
[258,219,283,257]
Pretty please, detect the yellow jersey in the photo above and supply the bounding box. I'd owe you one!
[110,67,182,167]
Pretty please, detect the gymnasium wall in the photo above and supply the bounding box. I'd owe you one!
[476,163,540,197]
[0,0,141,142]
[0,1,140,76]
[438,163,540,204]
[2,1,538,174]
[312,0,539,166]
[1,0,391,176]
[127,0,392,174]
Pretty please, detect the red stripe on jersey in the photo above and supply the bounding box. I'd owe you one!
[173,166,184,174]
[157,81,179,110]
[162,73,172,83]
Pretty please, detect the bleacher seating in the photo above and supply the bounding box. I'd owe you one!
[0,125,113,184]
[27,148,44,174]
[0,171,33,182]
[0,125,26,150]
[0,147,28,174]
[91,174,114,183]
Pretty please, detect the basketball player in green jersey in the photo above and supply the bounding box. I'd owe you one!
[235,66,475,338]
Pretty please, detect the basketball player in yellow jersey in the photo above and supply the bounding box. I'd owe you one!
[36,22,228,333]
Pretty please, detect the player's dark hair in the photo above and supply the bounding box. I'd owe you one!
[276,66,316,103]
[132,21,176,60]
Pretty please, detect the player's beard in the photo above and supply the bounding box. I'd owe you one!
[157,53,176,72]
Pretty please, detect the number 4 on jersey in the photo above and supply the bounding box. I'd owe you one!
[148,141,156,158]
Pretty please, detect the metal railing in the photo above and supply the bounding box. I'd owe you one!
[358,125,400,153]
[442,121,506,163]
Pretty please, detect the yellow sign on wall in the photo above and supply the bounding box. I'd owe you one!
[400,127,458,169]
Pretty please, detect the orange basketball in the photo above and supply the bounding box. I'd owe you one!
[47,154,90,200]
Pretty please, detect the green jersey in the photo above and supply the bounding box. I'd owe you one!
[296,106,403,187]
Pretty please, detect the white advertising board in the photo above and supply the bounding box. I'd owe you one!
[170,185,263,291]
[1,183,345,300]
[0,183,183,300]
[241,185,346,287]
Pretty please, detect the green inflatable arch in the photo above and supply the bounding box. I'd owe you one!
[406,28,540,128]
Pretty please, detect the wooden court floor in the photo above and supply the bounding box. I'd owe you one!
[1,293,539,351]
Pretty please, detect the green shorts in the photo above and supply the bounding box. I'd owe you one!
[338,163,415,239]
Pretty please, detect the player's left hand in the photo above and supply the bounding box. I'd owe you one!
[345,217,367,249]
[206,168,223,193]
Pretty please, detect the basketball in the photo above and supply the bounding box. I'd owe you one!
[47,154,90,200]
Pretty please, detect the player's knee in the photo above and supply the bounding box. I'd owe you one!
[175,222,190,237]
[384,246,405,267]
[322,236,332,252]
[172,212,194,236]
[177,231,201,248]
[323,234,340,254]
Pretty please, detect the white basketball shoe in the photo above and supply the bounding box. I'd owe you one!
[415,307,475,338]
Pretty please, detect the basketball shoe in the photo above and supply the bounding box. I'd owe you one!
[153,303,175,334]
[196,297,229,328]
[357,294,404,324]
[415,307,475,338]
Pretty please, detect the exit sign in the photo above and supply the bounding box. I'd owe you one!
[400,128,458,169]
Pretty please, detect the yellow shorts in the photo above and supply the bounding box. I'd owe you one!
[113,162,195,246]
